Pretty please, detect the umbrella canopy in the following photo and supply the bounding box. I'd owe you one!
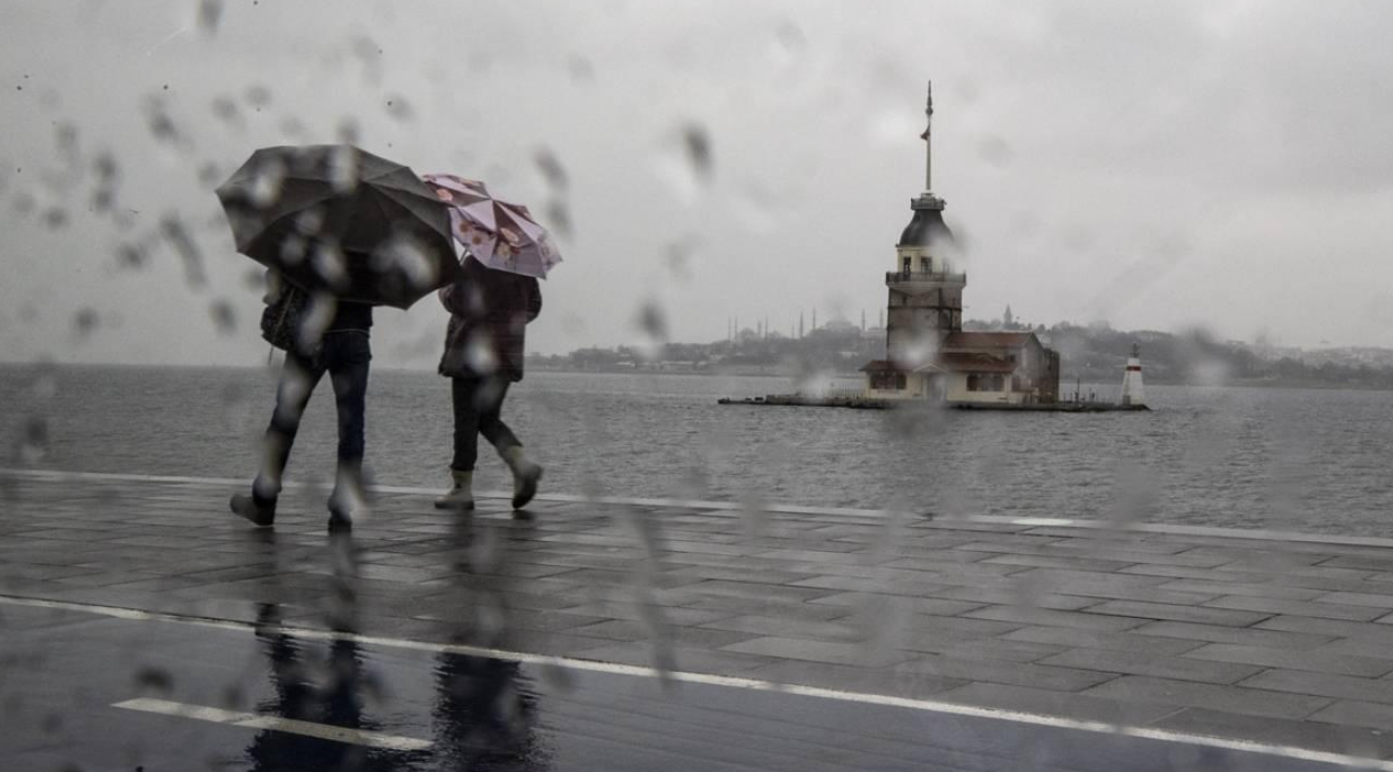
[422,173,562,279]
[217,145,459,309]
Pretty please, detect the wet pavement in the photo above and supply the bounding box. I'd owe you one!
[5,469,1393,769]
[0,601,1361,771]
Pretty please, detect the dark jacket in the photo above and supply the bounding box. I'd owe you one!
[438,257,542,382]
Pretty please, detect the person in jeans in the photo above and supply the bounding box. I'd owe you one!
[434,255,543,511]
[231,293,374,531]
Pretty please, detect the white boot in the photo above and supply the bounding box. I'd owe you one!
[502,446,543,510]
[433,469,474,511]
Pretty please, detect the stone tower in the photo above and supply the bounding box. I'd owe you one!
[885,81,965,368]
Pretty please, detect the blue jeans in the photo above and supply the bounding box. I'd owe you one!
[254,331,372,499]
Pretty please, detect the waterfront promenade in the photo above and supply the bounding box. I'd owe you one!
[4,467,1393,768]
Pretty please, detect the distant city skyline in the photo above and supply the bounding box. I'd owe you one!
[4,2,1393,366]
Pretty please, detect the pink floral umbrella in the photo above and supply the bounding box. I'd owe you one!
[421,173,562,279]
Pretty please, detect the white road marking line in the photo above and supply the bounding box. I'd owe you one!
[4,593,1392,770]
[7,466,1393,548]
[112,698,431,751]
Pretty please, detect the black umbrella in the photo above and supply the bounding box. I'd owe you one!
[216,144,459,309]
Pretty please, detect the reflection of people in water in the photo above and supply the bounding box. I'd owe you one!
[245,604,426,772]
[431,652,549,771]
[240,524,551,771]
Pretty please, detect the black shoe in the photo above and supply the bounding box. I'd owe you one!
[230,492,276,527]
[327,509,353,533]
[512,464,543,510]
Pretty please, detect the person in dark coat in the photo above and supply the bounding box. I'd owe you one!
[232,278,374,531]
[435,255,543,511]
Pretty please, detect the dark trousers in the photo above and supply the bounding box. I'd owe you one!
[255,332,372,499]
[451,376,521,472]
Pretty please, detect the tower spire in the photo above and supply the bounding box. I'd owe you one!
[921,80,934,193]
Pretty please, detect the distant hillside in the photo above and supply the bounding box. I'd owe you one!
[529,322,1393,390]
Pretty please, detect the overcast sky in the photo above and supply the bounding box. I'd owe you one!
[2,0,1392,367]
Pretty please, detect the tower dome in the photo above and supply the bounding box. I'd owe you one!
[897,202,955,248]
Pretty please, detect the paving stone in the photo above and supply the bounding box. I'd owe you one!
[1202,594,1388,622]
[932,638,1068,663]
[1006,568,1171,589]
[932,682,1182,725]
[698,614,870,642]
[1316,591,1393,608]
[1239,669,1393,705]
[925,585,1098,610]
[963,605,1147,632]
[1131,620,1337,649]
[720,636,912,668]
[1182,643,1393,677]
[1257,615,1393,642]
[1037,649,1264,684]
[787,573,958,597]
[665,579,836,604]
[1320,555,1393,573]
[1079,676,1332,719]
[804,591,986,617]
[978,554,1137,572]
[556,600,735,627]
[1082,600,1273,628]
[892,614,1025,638]
[680,595,855,621]
[898,656,1119,692]
[1147,707,1393,758]
[1155,579,1326,602]
[999,626,1206,657]
[1312,638,1393,660]
[1308,700,1393,732]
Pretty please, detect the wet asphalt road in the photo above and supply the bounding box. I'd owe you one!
[0,600,1363,772]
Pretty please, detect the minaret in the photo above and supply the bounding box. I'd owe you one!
[1121,343,1146,406]
[885,79,964,367]
[799,311,804,339]
[812,309,817,331]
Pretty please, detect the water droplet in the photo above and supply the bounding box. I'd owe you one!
[534,148,568,192]
[543,199,572,240]
[134,666,174,695]
[160,214,206,287]
[335,117,361,145]
[41,207,68,230]
[976,134,1013,168]
[115,242,148,269]
[384,95,413,121]
[17,416,48,464]
[567,54,594,84]
[244,84,272,107]
[208,299,236,335]
[634,301,669,362]
[327,145,360,194]
[211,95,242,127]
[311,242,350,291]
[73,308,99,337]
[247,157,285,208]
[681,123,712,181]
[197,0,223,33]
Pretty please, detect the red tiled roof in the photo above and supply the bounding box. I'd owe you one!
[937,352,1017,373]
[941,331,1035,350]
